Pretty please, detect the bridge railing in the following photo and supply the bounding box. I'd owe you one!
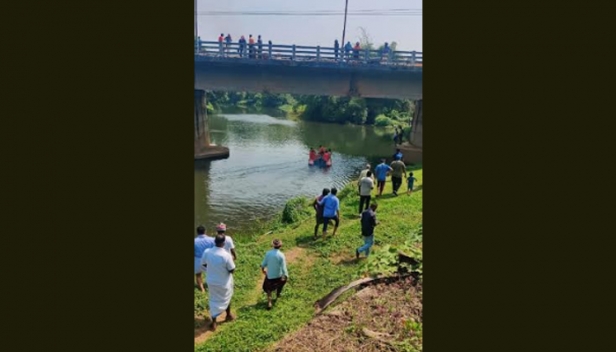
[195,40,422,67]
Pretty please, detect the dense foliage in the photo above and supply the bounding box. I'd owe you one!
[205,91,413,127]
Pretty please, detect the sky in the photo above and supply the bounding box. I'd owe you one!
[197,0,422,51]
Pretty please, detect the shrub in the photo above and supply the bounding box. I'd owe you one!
[374,114,393,126]
[281,196,312,224]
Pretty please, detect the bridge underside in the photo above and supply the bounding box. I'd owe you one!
[195,60,422,100]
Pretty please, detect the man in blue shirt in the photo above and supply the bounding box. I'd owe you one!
[374,159,393,197]
[261,239,289,310]
[317,187,340,238]
[194,225,215,292]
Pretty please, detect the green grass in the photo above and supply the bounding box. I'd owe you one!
[195,165,423,351]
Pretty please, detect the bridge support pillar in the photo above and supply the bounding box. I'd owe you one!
[194,89,210,153]
[410,99,422,148]
[195,89,229,160]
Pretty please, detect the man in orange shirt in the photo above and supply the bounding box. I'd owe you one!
[248,35,255,58]
[218,33,224,56]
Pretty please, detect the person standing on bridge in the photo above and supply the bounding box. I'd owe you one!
[381,42,391,62]
[334,40,340,61]
[218,33,224,57]
[201,234,236,331]
[261,239,289,310]
[353,42,361,60]
[257,35,263,59]
[344,41,352,61]
[248,35,255,59]
[374,159,393,197]
[225,34,232,55]
[238,36,246,57]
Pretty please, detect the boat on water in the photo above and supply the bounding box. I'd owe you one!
[309,147,332,167]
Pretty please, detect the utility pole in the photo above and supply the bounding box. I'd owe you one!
[341,0,349,52]
[194,0,198,53]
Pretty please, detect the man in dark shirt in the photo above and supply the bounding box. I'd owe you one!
[312,188,330,238]
[356,203,378,258]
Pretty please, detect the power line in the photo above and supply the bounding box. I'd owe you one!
[196,9,422,17]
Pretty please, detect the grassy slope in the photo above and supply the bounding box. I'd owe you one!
[195,165,423,352]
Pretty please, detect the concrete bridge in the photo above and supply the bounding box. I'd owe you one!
[194,41,423,161]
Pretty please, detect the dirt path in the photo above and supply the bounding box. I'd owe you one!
[194,246,313,345]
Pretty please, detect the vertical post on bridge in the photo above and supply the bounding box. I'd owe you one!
[316,46,320,62]
[292,45,296,61]
[268,42,272,60]
[411,51,416,66]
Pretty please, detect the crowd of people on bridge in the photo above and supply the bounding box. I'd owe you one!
[202,33,395,63]
[194,143,418,331]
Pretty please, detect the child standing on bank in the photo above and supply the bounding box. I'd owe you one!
[407,172,418,195]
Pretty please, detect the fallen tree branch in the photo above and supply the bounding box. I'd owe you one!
[314,274,413,314]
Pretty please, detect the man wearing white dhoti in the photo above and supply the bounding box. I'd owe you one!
[201,234,236,331]
[194,226,215,292]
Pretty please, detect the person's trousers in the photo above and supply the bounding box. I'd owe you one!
[359,195,371,213]
[392,176,403,193]
[377,180,386,194]
[358,235,374,256]
[322,215,339,232]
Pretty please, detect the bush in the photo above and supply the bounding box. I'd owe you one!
[281,196,312,224]
[374,114,393,126]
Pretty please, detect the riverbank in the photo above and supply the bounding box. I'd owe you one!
[194,164,423,351]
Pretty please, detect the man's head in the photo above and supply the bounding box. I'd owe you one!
[409,172,414,177]
[197,226,205,235]
[331,187,338,196]
[365,163,371,169]
[322,188,330,196]
[220,33,224,37]
[258,35,261,39]
[272,239,282,249]
[370,203,378,211]
[366,171,372,178]
[396,149,401,153]
[216,222,226,233]
[381,158,387,164]
[215,234,226,247]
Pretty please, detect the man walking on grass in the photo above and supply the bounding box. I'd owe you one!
[312,188,330,238]
[201,235,236,331]
[318,187,340,238]
[356,203,379,258]
[390,156,407,196]
[359,171,374,215]
[374,159,393,197]
[194,226,215,292]
[216,223,237,261]
[261,239,289,310]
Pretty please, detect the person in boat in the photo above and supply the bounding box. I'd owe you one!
[318,145,326,155]
[323,149,333,166]
[309,148,317,164]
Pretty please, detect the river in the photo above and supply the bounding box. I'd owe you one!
[194,109,397,236]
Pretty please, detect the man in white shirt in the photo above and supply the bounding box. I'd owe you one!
[359,171,375,215]
[201,235,236,331]
[357,164,374,192]
[216,223,237,261]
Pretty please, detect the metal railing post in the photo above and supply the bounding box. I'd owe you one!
[292,45,296,60]
[364,49,369,63]
[316,46,320,62]
[268,42,272,59]
[411,51,416,65]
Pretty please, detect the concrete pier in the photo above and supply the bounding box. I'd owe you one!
[194,89,229,160]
